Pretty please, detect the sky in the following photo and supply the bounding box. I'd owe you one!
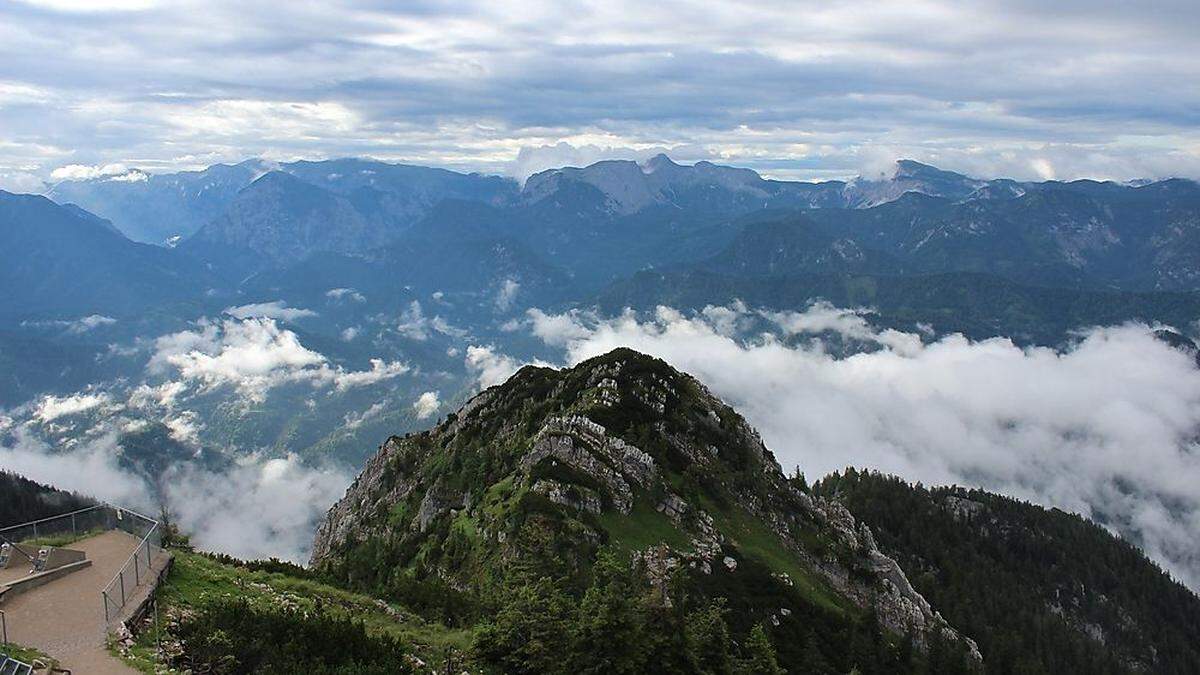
[1,0,1198,192]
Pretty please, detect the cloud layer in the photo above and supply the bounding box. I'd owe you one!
[520,303,1200,590]
[1,0,1198,190]
[0,426,350,562]
[0,314,413,562]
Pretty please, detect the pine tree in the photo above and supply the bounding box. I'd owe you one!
[685,599,734,674]
[473,575,574,675]
[571,550,649,674]
[737,623,785,675]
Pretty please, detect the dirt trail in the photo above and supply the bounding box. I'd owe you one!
[2,530,168,674]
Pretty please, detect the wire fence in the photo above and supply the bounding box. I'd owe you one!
[100,508,161,623]
[0,505,116,549]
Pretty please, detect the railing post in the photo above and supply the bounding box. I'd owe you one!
[2,608,7,646]
[72,513,77,536]
[120,570,126,606]
[103,592,109,622]
[32,522,38,539]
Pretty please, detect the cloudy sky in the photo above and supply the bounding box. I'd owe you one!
[0,0,1198,191]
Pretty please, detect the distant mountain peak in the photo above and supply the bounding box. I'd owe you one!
[244,168,307,191]
[641,152,681,173]
[894,158,973,182]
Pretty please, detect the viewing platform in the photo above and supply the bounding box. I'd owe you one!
[0,506,171,674]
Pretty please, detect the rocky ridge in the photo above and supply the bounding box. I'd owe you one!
[312,347,980,659]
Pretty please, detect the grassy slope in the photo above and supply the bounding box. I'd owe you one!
[116,550,471,673]
[1,644,57,670]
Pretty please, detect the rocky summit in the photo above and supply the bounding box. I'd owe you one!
[312,347,980,668]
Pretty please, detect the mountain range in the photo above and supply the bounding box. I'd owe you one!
[10,154,1200,329]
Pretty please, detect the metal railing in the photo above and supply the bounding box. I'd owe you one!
[100,508,161,623]
[1,608,7,646]
[0,505,115,549]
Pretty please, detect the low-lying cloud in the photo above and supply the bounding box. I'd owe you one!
[149,317,408,402]
[21,314,118,334]
[0,422,351,563]
[224,300,317,322]
[397,300,465,342]
[325,287,366,304]
[34,392,114,423]
[522,303,1200,590]
[412,391,440,420]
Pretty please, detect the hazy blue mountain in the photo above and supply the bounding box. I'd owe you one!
[242,198,576,314]
[283,157,518,211]
[841,159,987,207]
[801,178,1200,290]
[46,158,518,247]
[0,190,211,318]
[180,170,397,277]
[522,153,850,215]
[699,214,902,277]
[45,160,270,245]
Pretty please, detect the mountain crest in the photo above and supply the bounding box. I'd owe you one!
[312,348,978,658]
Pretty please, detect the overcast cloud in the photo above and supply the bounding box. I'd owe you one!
[518,303,1200,591]
[1,0,1198,191]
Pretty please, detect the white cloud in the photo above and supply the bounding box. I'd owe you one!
[331,358,410,392]
[340,326,360,341]
[165,453,351,562]
[15,0,158,12]
[343,400,388,430]
[325,287,366,303]
[0,428,149,506]
[148,318,407,402]
[396,300,464,341]
[397,301,433,341]
[763,301,922,354]
[527,308,596,347]
[494,278,520,312]
[525,303,1200,590]
[0,422,351,564]
[0,170,44,194]
[21,314,117,334]
[150,318,325,401]
[224,300,317,322]
[464,345,539,389]
[33,392,113,423]
[69,314,118,333]
[130,380,187,410]
[49,163,143,181]
[412,391,440,420]
[163,410,202,445]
